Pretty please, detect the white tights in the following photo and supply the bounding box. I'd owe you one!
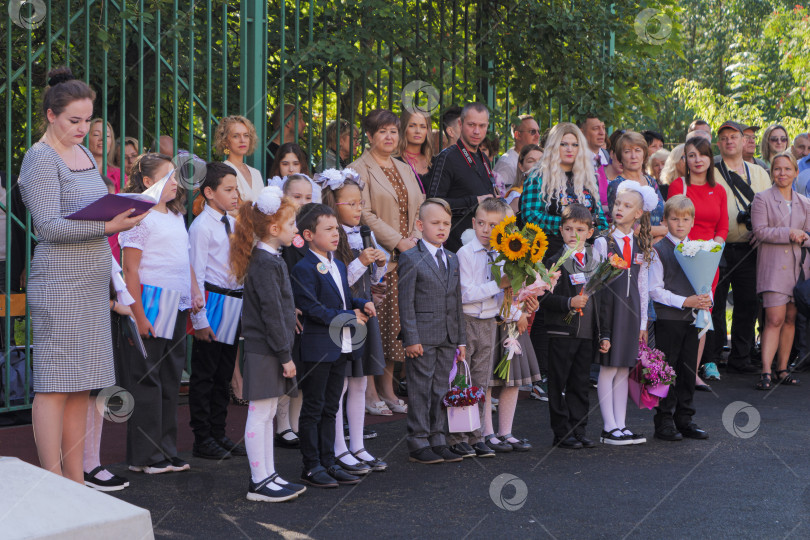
[83,398,113,480]
[597,366,629,433]
[335,377,375,464]
[483,386,520,442]
[245,397,288,489]
[275,393,303,434]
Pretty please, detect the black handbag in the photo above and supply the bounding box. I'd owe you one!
[793,248,810,318]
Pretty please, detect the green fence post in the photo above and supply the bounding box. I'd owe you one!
[240,0,267,173]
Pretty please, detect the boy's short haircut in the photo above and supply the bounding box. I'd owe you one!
[200,161,236,199]
[419,198,452,220]
[477,197,510,218]
[663,195,695,219]
[297,203,336,234]
[560,203,594,228]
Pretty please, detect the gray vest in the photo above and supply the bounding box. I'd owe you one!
[653,238,696,322]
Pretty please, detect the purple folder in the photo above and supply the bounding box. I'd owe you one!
[66,193,156,221]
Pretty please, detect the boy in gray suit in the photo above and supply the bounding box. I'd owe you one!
[398,198,467,464]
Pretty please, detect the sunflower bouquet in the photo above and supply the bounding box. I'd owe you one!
[489,216,569,319]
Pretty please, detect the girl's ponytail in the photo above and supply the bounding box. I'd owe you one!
[230,202,258,284]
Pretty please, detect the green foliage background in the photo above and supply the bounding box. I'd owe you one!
[2,0,809,174]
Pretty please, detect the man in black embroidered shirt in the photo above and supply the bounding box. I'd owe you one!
[426,102,496,252]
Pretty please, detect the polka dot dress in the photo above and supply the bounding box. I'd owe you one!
[379,165,409,364]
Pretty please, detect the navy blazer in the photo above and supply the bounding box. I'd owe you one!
[291,249,370,363]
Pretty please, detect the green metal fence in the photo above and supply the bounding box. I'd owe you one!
[1,0,597,413]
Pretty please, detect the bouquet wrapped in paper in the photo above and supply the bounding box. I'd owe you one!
[673,239,724,338]
[563,253,629,324]
[628,342,676,409]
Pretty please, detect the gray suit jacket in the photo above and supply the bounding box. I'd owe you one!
[397,240,466,348]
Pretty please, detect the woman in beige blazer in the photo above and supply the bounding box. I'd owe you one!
[349,109,425,415]
[752,152,810,390]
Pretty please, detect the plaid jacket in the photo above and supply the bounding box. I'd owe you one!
[519,172,608,234]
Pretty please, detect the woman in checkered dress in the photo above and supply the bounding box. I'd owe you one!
[18,68,145,483]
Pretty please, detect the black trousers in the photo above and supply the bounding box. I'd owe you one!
[529,310,549,377]
[654,320,698,430]
[121,311,188,466]
[709,244,758,368]
[547,336,592,439]
[189,336,239,443]
[298,354,348,471]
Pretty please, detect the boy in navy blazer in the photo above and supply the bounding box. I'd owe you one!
[398,198,467,464]
[291,204,376,488]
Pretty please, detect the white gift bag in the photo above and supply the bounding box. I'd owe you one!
[446,360,481,433]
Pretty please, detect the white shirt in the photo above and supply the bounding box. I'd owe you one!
[111,256,135,306]
[256,241,280,256]
[589,147,610,168]
[457,236,506,319]
[422,239,447,269]
[189,204,241,329]
[119,209,192,310]
[223,160,265,205]
[493,147,519,189]
[594,229,648,330]
[343,224,387,287]
[649,234,689,309]
[311,249,352,353]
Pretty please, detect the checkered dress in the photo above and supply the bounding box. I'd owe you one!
[18,142,114,392]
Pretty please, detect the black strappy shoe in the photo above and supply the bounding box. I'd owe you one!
[774,369,800,386]
[755,373,771,391]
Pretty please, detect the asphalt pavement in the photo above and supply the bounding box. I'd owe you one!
[107,370,810,539]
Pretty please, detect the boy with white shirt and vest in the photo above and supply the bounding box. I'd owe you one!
[649,195,713,442]
[448,198,517,459]
[542,204,600,450]
[189,162,247,460]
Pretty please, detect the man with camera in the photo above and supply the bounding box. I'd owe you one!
[710,121,772,373]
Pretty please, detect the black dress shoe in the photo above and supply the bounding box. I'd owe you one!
[573,433,596,448]
[500,433,532,452]
[193,437,230,460]
[335,451,371,475]
[409,447,443,464]
[217,436,247,456]
[726,363,760,374]
[553,436,583,449]
[695,384,712,392]
[654,425,683,441]
[300,466,338,488]
[274,429,300,449]
[450,443,475,458]
[484,434,513,453]
[327,465,361,484]
[679,423,709,439]
[459,442,476,455]
[432,445,463,463]
[472,442,495,457]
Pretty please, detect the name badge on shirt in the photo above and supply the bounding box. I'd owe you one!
[570,272,588,285]
[634,253,645,265]
[317,262,329,274]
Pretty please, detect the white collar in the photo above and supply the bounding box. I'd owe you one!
[666,233,687,245]
[342,224,361,235]
[422,239,443,258]
[470,235,489,253]
[256,241,279,255]
[612,228,634,242]
[203,203,228,221]
[310,249,334,266]
[589,148,609,166]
